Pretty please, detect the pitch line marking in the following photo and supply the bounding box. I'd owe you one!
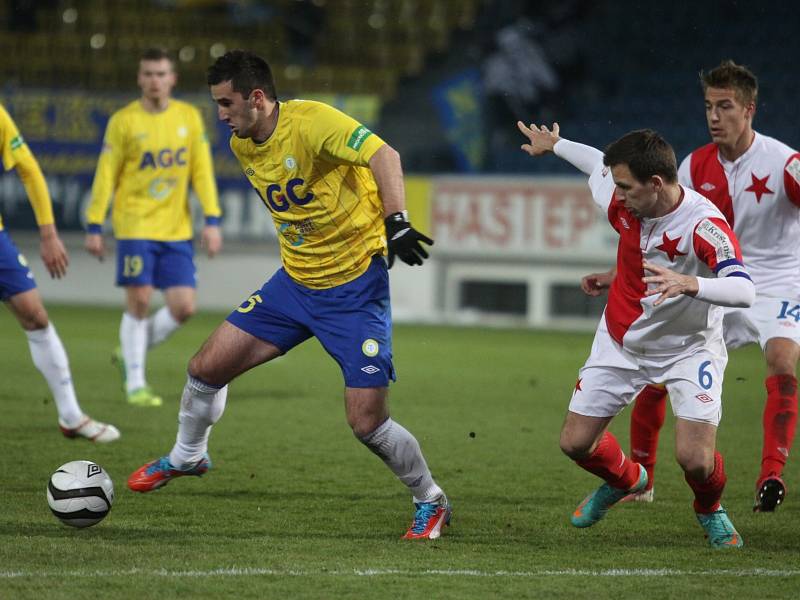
[1,567,799,579]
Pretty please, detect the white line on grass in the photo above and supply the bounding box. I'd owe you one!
[1,568,799,579]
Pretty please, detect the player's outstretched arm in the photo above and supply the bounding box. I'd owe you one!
[369,144,433,268]
[518,121,603,175]
[581,266,616,296]
[517,121,560,156]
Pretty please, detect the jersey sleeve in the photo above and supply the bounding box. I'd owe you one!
[587,162,616,213]
[677,154,692,188]
[0,104,54,226]
[86,112,126,231]
[0,103,33,172]
[188,107,221,224]
[302,102,385,166]
[783,153,800,208]
[692,216,750,279]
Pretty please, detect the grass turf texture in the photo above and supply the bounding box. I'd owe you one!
[1,305,798,599]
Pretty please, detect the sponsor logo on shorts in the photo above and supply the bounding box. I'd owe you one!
[362,339,379,357]
[347,125,372,151]
[361,365,380,375]
[695,393,714,403]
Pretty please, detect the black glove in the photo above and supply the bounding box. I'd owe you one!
[384,210,434,268]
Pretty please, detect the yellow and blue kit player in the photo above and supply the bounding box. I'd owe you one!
[128,50,451,540]
[85,49,222,408]
[0,103,119,442]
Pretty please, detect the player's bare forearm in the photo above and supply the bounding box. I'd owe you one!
[517,121,561,156]
[369,144,405,216]
[39,223,69,278]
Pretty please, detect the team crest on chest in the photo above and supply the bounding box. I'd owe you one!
[284,155,297,170]
[745,173,773,203]
[655,232,687,261]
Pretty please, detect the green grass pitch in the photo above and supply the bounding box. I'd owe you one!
[1,305,798,598]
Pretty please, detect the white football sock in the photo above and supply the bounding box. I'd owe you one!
[359,418,444,503]
[26,323,83,428]
[147,306,180,349]
[169,375,228,469]
[120,312,148,392]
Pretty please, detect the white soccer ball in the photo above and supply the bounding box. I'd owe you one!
[47,460,115,528]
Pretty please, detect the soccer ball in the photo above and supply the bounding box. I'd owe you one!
[46,460,115,528]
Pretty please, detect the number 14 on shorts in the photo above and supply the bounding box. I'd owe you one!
[777,301,800,322]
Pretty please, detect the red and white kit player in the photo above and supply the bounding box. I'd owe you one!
[620,61,800,512]
[518,123,754,548]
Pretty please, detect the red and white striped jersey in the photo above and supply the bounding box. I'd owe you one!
[678,131,800,298]
[588,163,749,358]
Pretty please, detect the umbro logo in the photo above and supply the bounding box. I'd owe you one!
[696,393,714,403]
[700,182,716,192]
[87,463,102,477]
[361,365,380,375]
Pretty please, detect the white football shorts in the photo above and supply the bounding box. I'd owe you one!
[723,294,800,350]
[569,325,726,426]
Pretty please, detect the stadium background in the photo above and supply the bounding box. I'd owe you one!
[1,0,798,328]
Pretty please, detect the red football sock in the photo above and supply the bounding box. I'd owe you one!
[761,374,798,479]
[576,431,641,490]
[630,384,668,490]
[686,450,726,514]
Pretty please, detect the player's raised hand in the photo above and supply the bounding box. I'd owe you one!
[518,121,561,156]
[201,225,223,258]
[385,210,433,268]
[39,224,69,279]
[84,233,106,261]
[642,260,699,306]
[581,268,615,296]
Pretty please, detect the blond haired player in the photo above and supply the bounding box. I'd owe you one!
[0,103,119,442]
[85,48,222,408]
[589,61,800,512]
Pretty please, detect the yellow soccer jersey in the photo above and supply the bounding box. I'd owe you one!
[0,103,54,231]
[230,99,386,289]
[87,99,221,240]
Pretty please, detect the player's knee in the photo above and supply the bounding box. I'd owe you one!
[171,303,195,323]
[559,431,592,460]
[347,411,385,438]
[20,306,49,331]
[187,352,225,387]
[675,450,713,481]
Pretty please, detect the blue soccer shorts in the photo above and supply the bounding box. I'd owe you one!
[226,255,396,388]
[0,230,37,301]
[115,239,196,289]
